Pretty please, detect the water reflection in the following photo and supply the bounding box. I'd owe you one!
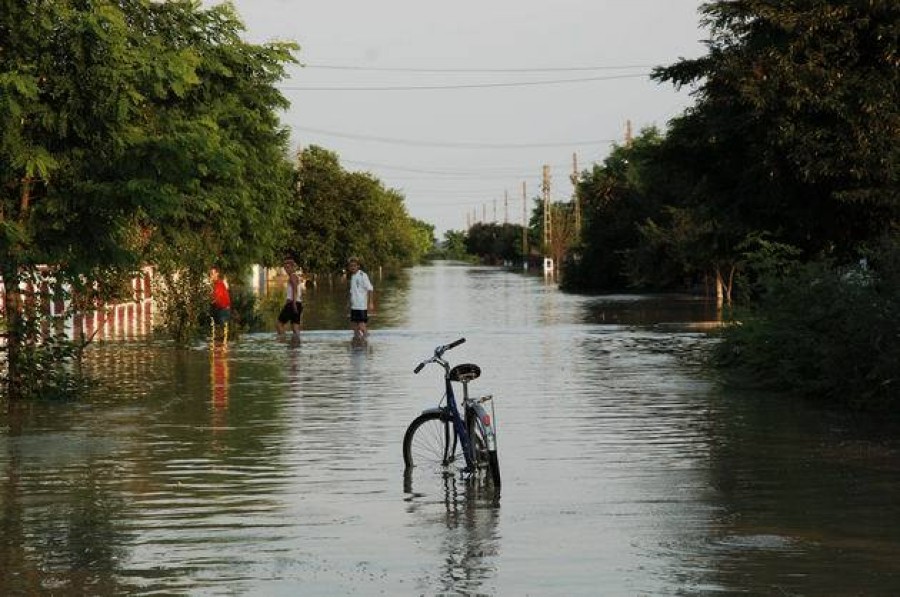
[404,472,500,595]
[209,343,230,443]
[0,400,130,595]
[689,390,900,595]
[582,293,723,330]
[2,262,900,595]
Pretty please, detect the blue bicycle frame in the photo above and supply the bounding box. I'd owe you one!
[444,374,476,471]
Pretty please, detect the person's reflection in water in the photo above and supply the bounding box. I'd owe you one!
[210,343,230,445]
[350,336,373,358]
[403,472,501,594]
[286,337,303,392]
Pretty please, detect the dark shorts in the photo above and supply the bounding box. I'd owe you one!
[211,306,230,325]
[350,309,368,323]
[278,301,303,324]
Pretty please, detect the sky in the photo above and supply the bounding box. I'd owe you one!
[204,0,708,236]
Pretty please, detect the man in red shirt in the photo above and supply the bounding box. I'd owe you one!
[210,266,231,343]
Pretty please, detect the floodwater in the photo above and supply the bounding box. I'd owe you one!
[2,261,899,596]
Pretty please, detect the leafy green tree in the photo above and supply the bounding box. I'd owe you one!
[563,129,674,292]
[1,1,151,398]
[649,1,900,407]
[527,196,580,272]
[410,218,437,259]
[291,146,346,272]
[122,1,297,343]
[1,0,297,397]
[465,222,525,264]
[439,230,470,261]
[291,145,430,272]
[653,0,900,264]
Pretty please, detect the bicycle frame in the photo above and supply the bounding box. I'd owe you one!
[418,356,477,471]
[406,338,500,487]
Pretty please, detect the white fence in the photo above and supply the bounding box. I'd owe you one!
[0,267,155,343]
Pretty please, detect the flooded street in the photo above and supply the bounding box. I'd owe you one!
[2,262,899,595]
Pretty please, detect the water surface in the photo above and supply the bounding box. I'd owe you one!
[2,262,898,595]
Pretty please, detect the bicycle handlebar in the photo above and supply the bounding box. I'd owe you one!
[440,337,466,354]
[413,337,466,374]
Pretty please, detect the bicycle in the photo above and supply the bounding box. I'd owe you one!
[402,338,501,490]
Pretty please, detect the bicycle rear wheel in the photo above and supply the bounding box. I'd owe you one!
[466,411,501,489]
[403,411,462,471]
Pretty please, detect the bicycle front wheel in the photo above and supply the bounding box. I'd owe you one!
[403,411,462,471]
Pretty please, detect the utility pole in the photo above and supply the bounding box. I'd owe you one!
[542,164,552,254]
[493,198,497,223]
[625,119,633,147]
[522,181,528,270]
[542,165,554,277]
[571,152,581,243]
[504,189,509,224]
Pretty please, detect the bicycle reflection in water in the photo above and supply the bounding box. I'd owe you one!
[403,470,501,594]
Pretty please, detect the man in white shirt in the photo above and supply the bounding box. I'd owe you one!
[347,256,374,341]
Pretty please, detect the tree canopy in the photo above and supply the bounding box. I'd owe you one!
[1,0,298,397]
[1,1,298,277]
[654,0,900,260]
[289,145,433,273]
[565,0,900,297]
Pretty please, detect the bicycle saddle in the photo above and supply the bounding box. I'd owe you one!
[449,363,481,382]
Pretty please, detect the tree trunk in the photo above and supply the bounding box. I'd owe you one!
[715,268,725,309]
[714,264,736,309]
[724,265,736,307]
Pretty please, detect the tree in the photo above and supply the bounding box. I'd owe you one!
[1,0,297,397]
[464,222,525,264]
[650,1,900,407]
[562,129,674,292]
[439,230,469,261]
[291,146,346,272]
[129,1,298,344]
[653,0,900,263]
[291,145,430,272]
[410,219,437,260]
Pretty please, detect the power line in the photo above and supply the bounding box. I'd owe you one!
[300,63,656,73]
[341,158,572,177]
[279,73,648,91]
[294,126,616,149]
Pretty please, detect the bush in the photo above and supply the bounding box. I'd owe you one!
[715,239,900,411]
[227,284,263,333]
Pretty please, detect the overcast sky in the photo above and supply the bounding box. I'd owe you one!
[204,0,708,235]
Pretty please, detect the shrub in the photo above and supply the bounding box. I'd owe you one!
[715,240,900,411]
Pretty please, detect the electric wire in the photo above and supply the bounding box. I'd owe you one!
[300,63,656,73]
[279,72,648,91]
[293,126,616,149]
